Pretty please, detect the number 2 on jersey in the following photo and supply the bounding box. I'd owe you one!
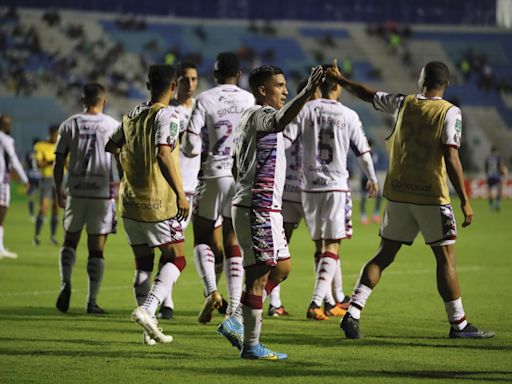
[212,120,233,156]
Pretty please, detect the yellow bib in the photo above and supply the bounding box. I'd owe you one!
[119,103,181,222]
[384,95,453,205]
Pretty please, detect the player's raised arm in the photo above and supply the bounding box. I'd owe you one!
[274,65,323,130]
[326,58,378,103]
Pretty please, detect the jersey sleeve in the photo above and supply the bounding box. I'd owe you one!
[442,106,462,148]
[283,118,300,150]
[372,92,404,114]
[54,120,71,155]
[155,108,180,151]
[254,106,278,132]
[348,112,371,156]
[109,122,125,147]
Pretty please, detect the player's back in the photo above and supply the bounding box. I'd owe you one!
[60,112,119,198]
[300,99,368,191]
[191,84,254,179]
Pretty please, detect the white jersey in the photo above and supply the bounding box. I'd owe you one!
[282,119,302,203]
[183,84,254,179]
[55,112,119,198]
[299,98,370,192]
[0,131,28,184]
[172,99,199,194]
[373,92,462,147]
[232,105,286,211]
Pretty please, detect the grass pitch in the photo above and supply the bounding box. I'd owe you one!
[0,196,510,383]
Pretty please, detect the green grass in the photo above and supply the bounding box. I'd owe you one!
[0,197,511,383]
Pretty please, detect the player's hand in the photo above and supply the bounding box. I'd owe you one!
[23,182,30,194]
[176,193,190,222]
[325,58,343,82]
[306,65,324,92]
[56,189,66,209]
[461,200,473,227]
[366,180,379,198]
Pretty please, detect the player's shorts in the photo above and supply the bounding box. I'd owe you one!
[0,182,10,208]
[302,191,352,241]
[487,177,502,189]
[64,196,116,235]
[194,176,234,221]
[282,200,303,226]
[380,201,457,246]
[39,177,55,200]
[123,217,184,248]
[28,177,40,192]
[232,205,290,268]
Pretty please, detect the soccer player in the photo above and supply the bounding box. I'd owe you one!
[158,61,200,320]
[53,83,119,314]
[267,80,321,317]
[182,52,254,324]
[33,125,60,246]
[326,59,495,339]
[24,137,41,222]
[485,145,506,212]
[0,114,29,259]
[224,64,323,360]
[360,139,383,225]
[106,64,189,345]
[299,63,378,321]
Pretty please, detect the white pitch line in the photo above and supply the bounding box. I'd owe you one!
[0,266,482,298]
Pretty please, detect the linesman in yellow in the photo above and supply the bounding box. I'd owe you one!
[33,124,60,245]
[326,59,495,339]
[106,65,189,345]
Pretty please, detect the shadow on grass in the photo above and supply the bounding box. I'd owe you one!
[171,364,512,381]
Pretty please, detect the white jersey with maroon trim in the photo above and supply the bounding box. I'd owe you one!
[0,131,28,184]
[232,105,286,211]
[300,98,370,192]
[183,84,254,179]
[55,112,119,198]
[172,98,199,194]
[282,119,302,203]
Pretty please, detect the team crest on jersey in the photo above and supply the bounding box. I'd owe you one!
[170,122,179,137]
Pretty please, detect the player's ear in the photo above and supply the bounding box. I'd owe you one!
[146,81,150,91]
[258,84,266,97]
[170,79,177,92]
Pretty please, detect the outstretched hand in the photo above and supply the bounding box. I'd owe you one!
[306,65,324,93]
[325,58,343,83]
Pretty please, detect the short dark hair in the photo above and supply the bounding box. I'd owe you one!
[423,61,450,90]
[148,64,176,96]
[249,65,284,95]
[49,124,59,135]
[177,61,198,78]
[214,52,240,78]
[82,83,106,107]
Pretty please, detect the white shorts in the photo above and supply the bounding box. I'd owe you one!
[380,201,457,246]
[302,191,353,241]
[232,206,290,268]
[194,177,234,221]
[123,217,184,248]
[282,200,303,225]
[64,196,116,235]
[0,183,10,207]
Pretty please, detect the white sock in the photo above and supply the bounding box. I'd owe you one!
[0,225,4,251]
[332,259,345,303]
[311,253,338,307]
[193,244,217,295]
[133,270,152,306]
[242,292,263,347]
[142,262,181,316]
[348,283,373,320]
[225,253,243,316]
[269,284,282,308]
[159,260,174,309]
[445,297,468,330]
[59,246,76,285]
